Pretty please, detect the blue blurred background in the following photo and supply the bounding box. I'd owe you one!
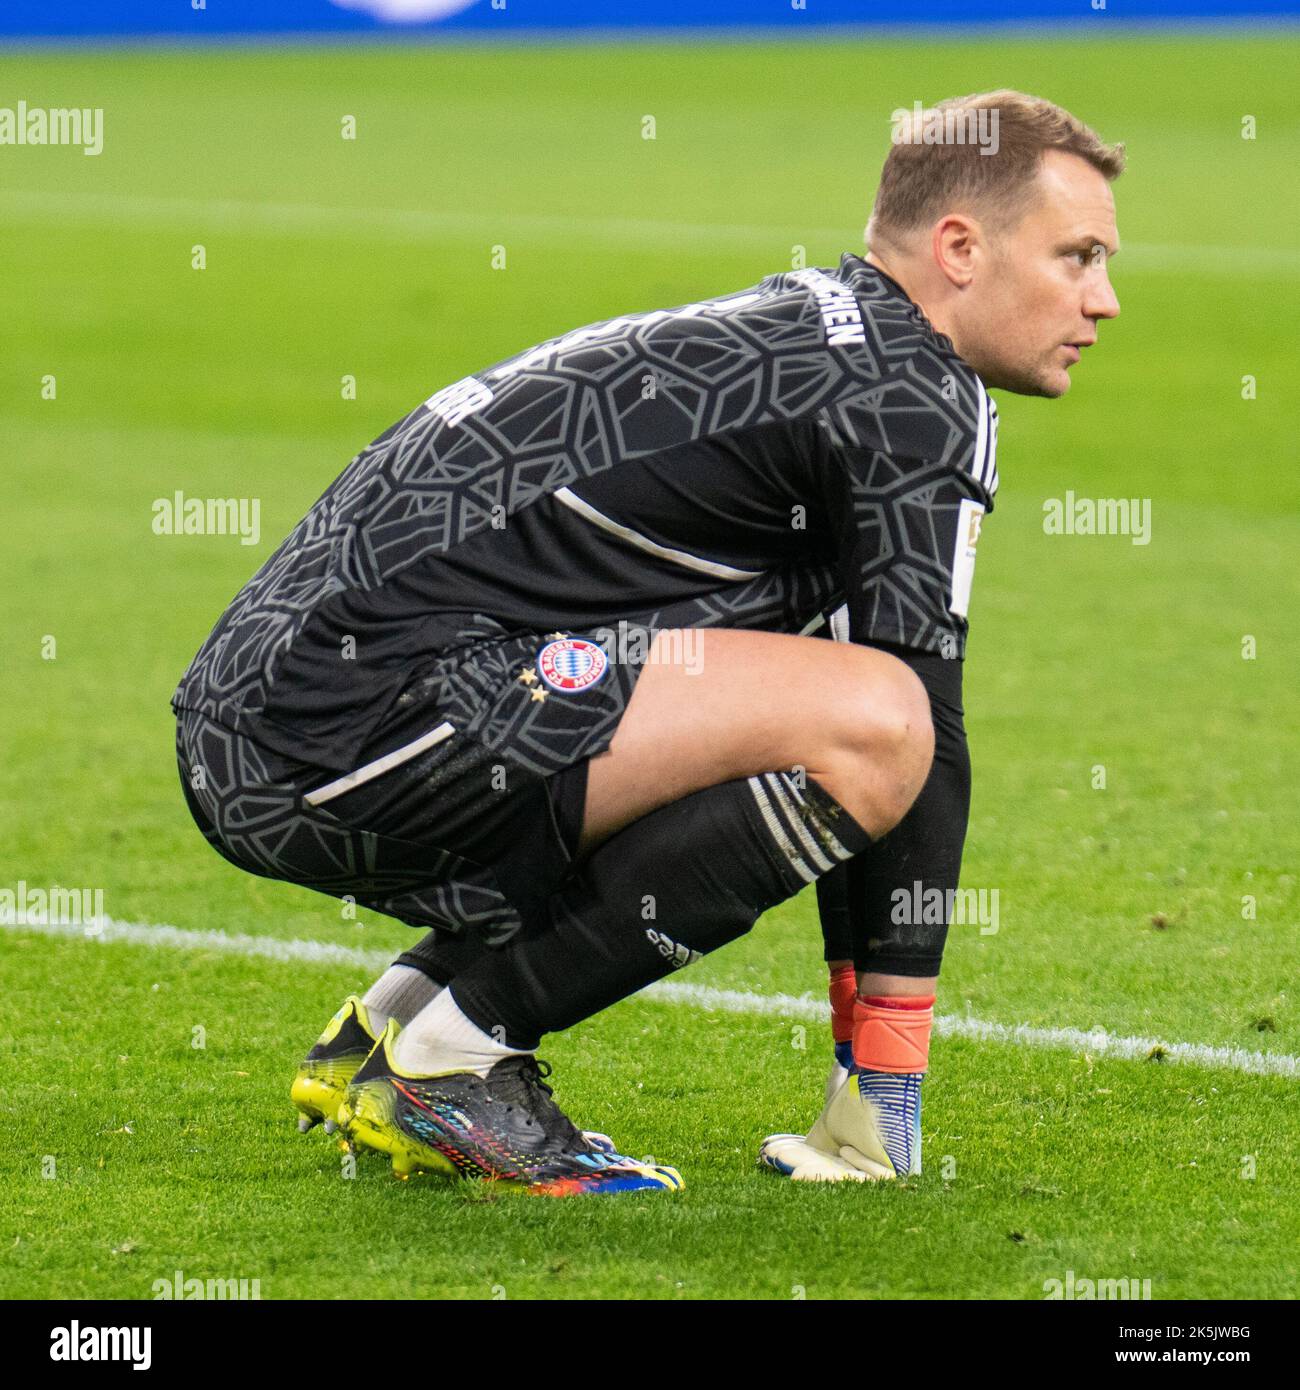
[3,0,1296,40]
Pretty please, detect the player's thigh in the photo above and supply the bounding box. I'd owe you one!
[583,627,930,844]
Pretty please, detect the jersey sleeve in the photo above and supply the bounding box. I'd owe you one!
[811,375,998,659]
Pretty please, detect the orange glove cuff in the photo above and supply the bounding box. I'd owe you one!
[828,965,857,1043]
[851,994,936,1074]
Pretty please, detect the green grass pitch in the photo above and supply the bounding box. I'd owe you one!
[1,31,1297,1300]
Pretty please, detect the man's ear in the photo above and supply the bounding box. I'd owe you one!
[931,215,980,289]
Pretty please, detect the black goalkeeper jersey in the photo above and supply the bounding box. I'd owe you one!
[173,254,999,772]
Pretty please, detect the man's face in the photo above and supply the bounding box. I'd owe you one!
[959,149,1121,397]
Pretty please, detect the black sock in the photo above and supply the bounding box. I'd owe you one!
[395,929,494,988]
[816,863,855,963]
[450,772,871,1049]
[393,763,592,985]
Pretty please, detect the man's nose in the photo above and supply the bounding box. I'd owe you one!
[1087,272,1120,321]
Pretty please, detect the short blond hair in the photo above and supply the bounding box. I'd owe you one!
[867,90,1125,249]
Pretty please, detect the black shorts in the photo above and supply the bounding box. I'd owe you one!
[174,627,625,947]
[175,564,842,947]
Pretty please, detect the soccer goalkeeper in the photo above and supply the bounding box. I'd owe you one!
[173,90,1121,1195]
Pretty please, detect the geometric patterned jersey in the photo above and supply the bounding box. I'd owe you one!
[172,253,998,773]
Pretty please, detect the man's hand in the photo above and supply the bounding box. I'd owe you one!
[758,970,930,1181]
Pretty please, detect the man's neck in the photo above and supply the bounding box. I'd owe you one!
[864,249,959,352]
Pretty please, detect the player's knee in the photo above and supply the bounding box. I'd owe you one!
[840,656,932,759]
[893,665,936,779]
[873,724,934,834]
[835,659,934,831]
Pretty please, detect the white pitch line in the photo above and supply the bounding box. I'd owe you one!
[2,915,395,972]
[2,188,1297,274]
[635,979,1300,1079]
[4,914,1297,1079]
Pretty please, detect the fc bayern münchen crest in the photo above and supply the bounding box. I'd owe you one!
[536,637,608,692]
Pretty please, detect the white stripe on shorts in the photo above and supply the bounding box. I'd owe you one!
[303,721,457,807]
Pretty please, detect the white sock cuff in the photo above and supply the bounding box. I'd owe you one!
[362,963,442,1029]
[391,987,528,1078]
